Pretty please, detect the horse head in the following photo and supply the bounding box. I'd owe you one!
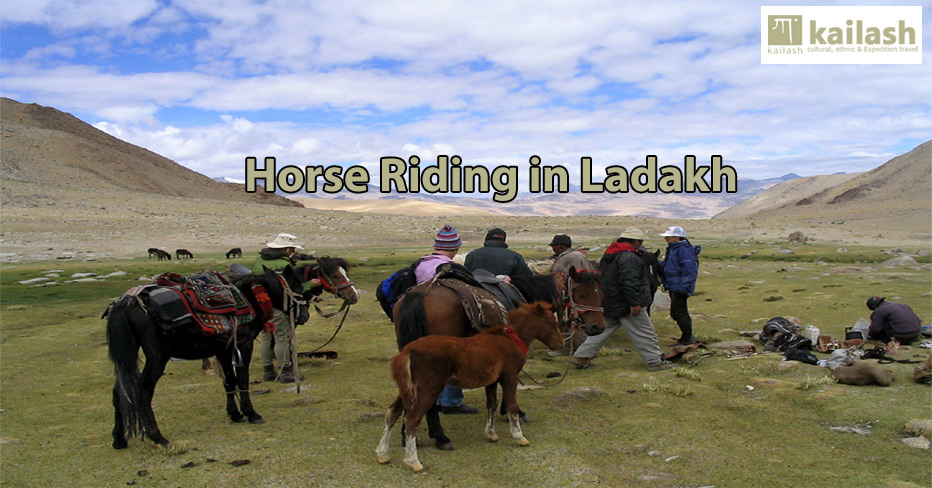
[302,257,359,305]
[509,301,564,351]
[567,267,606,336]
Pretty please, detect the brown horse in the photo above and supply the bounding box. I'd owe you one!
[377,302,563,472]
[392,266,604,449]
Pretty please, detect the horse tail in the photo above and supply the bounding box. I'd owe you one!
[105,300,143,439]
[390,352,417,408]
[395,291,427,349]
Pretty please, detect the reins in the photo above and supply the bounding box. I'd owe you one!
[301,258,354,357]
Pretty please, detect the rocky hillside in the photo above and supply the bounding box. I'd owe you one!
[0,97,300,207]
[715,140,932,231]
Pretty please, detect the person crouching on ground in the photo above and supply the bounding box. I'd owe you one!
[866,296,922,345]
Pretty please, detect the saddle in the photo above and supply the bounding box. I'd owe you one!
[470,269,526,311]
[135,271,256,336]
[412,276,509,332]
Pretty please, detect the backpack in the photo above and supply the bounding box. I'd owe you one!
[375,258,422,320]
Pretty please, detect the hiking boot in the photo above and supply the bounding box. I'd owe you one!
[440,404,479,415]
[278,369,305,383]
[647,361,678,372]
[263,365,277,382]
[570,358,596,369]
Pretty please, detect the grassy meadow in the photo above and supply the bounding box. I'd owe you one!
[1,240,930,488]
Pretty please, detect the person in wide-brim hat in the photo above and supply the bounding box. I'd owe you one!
[266,233,304,249]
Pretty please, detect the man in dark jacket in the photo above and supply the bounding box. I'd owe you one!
[571,228,675,372]
[866,296,922,345]
[659,225,701,345]
[464,228,532,281]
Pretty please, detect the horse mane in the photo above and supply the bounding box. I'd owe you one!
[572,269,602,287]
[509,274,558,307]
[503,301,554,327]
[316,256,351,274]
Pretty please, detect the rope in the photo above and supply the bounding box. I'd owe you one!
[519,330,577,387]
[303,303,351,354]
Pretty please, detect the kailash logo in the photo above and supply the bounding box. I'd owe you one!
[761,6,922,64]
[768,15,802,45]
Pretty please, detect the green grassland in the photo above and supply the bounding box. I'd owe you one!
[1,241,930,488]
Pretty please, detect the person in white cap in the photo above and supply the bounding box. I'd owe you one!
[571,228,676,372]
[251,233,319,383]
[658,226,701,346]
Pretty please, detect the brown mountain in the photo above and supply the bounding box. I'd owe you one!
[714,140,932,231]
[0,97,299,207]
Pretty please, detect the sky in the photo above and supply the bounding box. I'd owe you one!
[2,1,930,194]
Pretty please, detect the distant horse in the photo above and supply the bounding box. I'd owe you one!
[176,249,194,259]
[147,248,159,259]
[226,248,243,259]
[392,266,604,449]
[376,302,564,472]
[155,250,172,261]
[104,266,310,449]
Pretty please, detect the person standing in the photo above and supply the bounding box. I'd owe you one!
[658,226,700,346]
[414,224,480,414]
[464,227,532,281]
[866,296,922,345]
[547,234,594,356]
[252,233,319,383]
[571,228,676,372]
[548,234,592,275]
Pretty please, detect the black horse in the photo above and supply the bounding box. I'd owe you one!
[155,250,172,261]
[176,249,194,259]
[147,248,159,258]
[641,249,661,315]
[105,266,310,449]
[226,248,243,259]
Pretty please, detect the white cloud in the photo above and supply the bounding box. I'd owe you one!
[1,0,929,183]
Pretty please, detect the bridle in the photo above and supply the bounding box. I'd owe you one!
[554,271,604,331]
[303,258,357,304]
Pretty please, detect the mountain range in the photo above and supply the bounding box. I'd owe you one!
[3,97,928,230]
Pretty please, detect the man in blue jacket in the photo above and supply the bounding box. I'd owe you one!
[659,226,701,346]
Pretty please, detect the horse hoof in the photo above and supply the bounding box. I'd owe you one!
[377,455,391,464]
[517,439,531,447]
[112,439,128,450]
[248,415,264,424]
[230,416,246,423]
[410,462,425,473]
[435,440,454,451]
[487,435,500,443]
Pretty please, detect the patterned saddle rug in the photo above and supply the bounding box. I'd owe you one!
[128,270,256,336]
[412,277,509,333]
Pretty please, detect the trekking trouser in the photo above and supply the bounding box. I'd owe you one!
[669,291,693,341]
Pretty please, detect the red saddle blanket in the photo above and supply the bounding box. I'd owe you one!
[146,270,256,336]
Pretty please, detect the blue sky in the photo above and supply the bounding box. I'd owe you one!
[2,1,930,189]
